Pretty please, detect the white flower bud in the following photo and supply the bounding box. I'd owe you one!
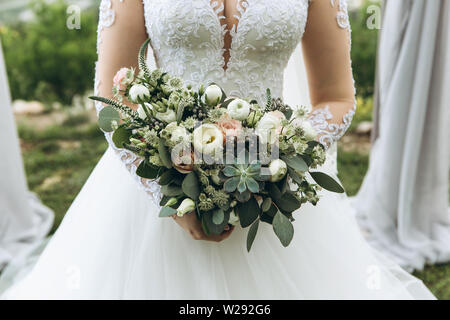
[300,120,317,140]
[177,198,195,217]
[204,84,223,106]
[228,210,240,226]
[269,159,287,182]
[227,98,250,121]
[155,108,176,123]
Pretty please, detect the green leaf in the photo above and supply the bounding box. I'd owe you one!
[112,127,132,148]
[161,184,184,197]
[212,209,225,225]
[224,176,240,193]
[223,166,239,177]
[98,106,120,132]
[280,155,308,172]
[287,167,304,186]
[176,104,186,124]
[268,183,282,201]
[309,172,345,193]
[182,172,200,200]
[247,219,260,252]
[236,197,260,228]
[275,192,301,213]
[138,38,152,78]
[158,138,172,169]
[262,197,272,212]
[235,189,251,202]
[272,211,294,247]
[136,161,161,179]
[245,177,259,193]
[159,169,178,186]
[203,209,230,235]
[159,206,177,217]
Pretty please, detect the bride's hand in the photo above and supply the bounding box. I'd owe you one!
[172,212,234,242]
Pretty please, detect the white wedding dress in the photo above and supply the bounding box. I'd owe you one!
[1,0,435,299]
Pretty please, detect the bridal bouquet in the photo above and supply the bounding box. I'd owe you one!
[90,39,344,251]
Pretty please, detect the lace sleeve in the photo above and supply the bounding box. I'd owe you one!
[95,0,162,205]
[302,0,356,149]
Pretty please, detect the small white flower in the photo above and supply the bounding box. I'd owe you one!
[227,98,250,121]
[164,122,190,145]
[268,159,287,182]
[177,198,195,217]
[204,84,223,106]
[155,108,176,123]
[300,120,317,140]
[228,210,240,226]
[129,84,150,102]
[192,124,224,156]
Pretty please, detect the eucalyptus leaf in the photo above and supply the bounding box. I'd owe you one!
[309,172,345,193]
[158,138,172,169]
[159,169,178,186]
[112,127,131,148]
[281,155,308,172]
[236,197,260,228]
[203,209,230,235]
[272,211,294,247]
[136,161,161,179]
[98,106,120,132]
[182,172,200,200]
[247,219,259,252]
[161,184,184,197]
[287,167,303,186]
[235,189,251,202]
[159,206,177,217]
[274,192,301,213]
[212,209,225,225]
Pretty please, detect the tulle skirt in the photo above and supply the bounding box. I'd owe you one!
[1,148,435,299]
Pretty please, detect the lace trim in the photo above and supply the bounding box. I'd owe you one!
[331,0,350,30]
[95,0,162,207]
[308,105,355,149]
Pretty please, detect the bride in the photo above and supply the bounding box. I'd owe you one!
[1,0,435,299]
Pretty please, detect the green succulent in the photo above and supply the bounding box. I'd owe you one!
[223,162,261,194]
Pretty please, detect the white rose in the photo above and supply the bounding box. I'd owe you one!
[155,108,176,123]
[177,198,195,217]
[129,84,150,102]
[228,210,240,226]
[300,120,317,140]
[204,84,223,106]
[193,124,224,156]
[227,98,250,121]
[269,159,287,182]
[255,111,285,143]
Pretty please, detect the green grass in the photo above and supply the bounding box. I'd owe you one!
[16,111,450,299]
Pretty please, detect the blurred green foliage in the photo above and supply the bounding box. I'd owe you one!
[1,0,98,105]
[350,0,380,97]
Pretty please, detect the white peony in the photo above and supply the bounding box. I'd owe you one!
[268,159,287,182]
[228,210,240,226]
[177,198,195,217]
[227,98,250,121]
[193,124,224,156]
[204,84,223,106]
[155,108,176,123]
[129,84,150,102]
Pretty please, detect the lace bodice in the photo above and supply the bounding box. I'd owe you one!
[95,0,355,206]
[142,0,309,104]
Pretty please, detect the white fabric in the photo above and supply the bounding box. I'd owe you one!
[0,41,53,271]
[1,0,435,299]
[353,0,450,272]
